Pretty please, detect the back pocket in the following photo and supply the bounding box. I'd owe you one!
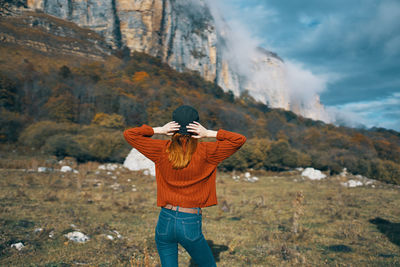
[182,218,201,241]
[156,214,171,235]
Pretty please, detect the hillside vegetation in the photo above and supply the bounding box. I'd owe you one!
[0,11,400,184]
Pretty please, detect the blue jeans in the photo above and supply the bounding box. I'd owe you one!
[155,207,217,267]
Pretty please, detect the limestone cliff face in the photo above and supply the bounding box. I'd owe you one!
[25,0,330,122]
[26,0,220,83]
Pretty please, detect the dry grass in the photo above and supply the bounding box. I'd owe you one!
[0,159,400,266]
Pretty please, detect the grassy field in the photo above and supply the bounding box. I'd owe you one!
[0,153,400,266]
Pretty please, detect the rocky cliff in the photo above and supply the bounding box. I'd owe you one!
[25,0,219,81]
[24,0,330,122]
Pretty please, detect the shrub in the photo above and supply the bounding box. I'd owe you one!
[369,160,400,185]
[239,138,269,169]
[132,71,149,83]
[264,139,291,169]
[91,113,125,129]
[43,134,86,160]
[219,152,248,171]
[18,121,79,148]
[39,125,129,162]
[77,130,128,162]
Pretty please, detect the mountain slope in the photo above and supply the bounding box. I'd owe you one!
[22,0,330,122]
[1,10,399,184]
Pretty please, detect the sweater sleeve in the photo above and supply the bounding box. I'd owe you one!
[205,129,247,165]
[123,124,166,163]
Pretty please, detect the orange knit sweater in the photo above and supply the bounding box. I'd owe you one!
[123,124,246,208]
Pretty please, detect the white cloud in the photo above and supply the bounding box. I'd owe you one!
[327,92,400,131]
[209,0,400,131]
[285,60,327,102]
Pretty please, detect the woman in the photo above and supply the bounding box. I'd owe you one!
[123,105,246,267]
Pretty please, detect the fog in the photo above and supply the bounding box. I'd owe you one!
[205,0,333,123]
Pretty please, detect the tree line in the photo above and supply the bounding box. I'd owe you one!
[1,49,399,184]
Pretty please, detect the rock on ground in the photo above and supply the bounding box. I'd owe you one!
[341,180,364,188]
[301,167,327,180]
[11,242,24,250]
[123,148,155,176]
[64,231,90,243]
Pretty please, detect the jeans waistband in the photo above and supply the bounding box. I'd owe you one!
[160,207,202,219]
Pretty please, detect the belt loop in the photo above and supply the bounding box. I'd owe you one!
[197,208,200,215]
[177,206,179,212]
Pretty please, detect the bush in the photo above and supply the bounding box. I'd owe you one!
[369,160,400,185]
[237,138,269,169]
[77,130,127,162]
[264,139,291,169]
[43,134,86,160]
[91,113,125,129]
[219,152,248,171]
[37,124,129,162]
[19,121,79,148]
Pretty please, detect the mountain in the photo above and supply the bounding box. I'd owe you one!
[0,10,112,59]
[1,8,399,185]
[23,0,330,122]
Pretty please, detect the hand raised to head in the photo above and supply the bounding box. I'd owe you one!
[161,121,181,136]
[186,121,208,139]
[153,121,181,135]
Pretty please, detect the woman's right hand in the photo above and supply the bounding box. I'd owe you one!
[186,122,217,139]
[153,121,181,136]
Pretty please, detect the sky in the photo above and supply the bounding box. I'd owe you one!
[216,0,400,131]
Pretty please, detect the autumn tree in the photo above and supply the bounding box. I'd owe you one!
[91,112,125,129]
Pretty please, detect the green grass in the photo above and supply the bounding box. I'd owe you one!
[0,158,400,266]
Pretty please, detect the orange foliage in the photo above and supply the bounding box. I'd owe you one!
[91,113,125,129]
[132,71,150,83]
[351,133,373,147]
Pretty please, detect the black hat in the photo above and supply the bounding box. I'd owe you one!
[172,105,199,135]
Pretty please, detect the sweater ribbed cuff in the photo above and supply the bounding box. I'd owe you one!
[216,129,225,140]
[141,124,155,136]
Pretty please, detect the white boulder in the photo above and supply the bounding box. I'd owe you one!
[245,176,259,183]
[48,230,55,238]
[38,167,51,172]
[341,179,363,188]
[301,167,327,180]
[98,163,122,171]
[11,242,24,250]
[64,231,90,243]
[60,166,73,172]
[123,148,155,176]
[113,230,122,239]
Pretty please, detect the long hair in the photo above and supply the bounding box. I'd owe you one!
[166,133,198,169]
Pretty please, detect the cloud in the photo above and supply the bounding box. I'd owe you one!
[206,0,335,122]
[285,60,327,102]
[215,0,400,131]
[327,92,400,131]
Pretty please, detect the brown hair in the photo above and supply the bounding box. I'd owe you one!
[166,133,198,169]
